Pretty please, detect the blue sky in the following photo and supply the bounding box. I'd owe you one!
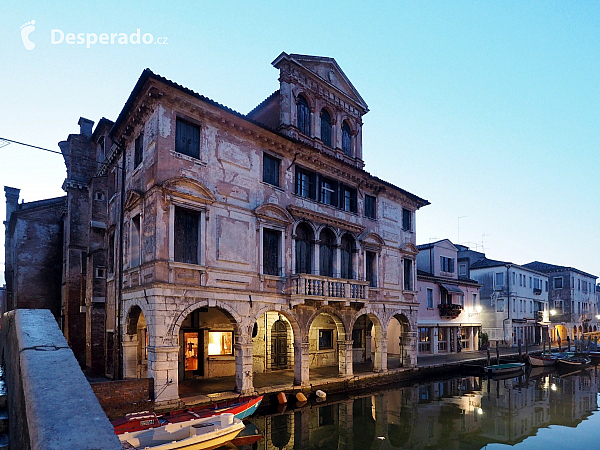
[1,1,599,284]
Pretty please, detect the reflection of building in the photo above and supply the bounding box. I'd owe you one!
[5,53,430,402]
[523,262,598,343]
[415,239,482,355]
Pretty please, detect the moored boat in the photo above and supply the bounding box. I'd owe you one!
[484,363,525,375]
[113,395,263,435]
[556,356,591,369]
[528,353,558,367]
[119,413,245,450]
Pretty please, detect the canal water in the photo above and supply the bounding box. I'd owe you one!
[230,365,600,450]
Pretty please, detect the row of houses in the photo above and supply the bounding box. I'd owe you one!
[414,239,599,356]
[3,53,598,404]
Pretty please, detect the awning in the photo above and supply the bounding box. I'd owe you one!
[439,283,464,295]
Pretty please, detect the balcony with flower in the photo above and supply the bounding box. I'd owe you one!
[438,303,463,319]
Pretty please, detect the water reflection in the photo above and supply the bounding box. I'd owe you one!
[236,366,599,450]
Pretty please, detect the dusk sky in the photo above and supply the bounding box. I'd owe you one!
[1,1,599,285]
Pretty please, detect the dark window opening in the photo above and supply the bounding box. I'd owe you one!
[108,233,115,274]
[319,329,333,350]
[297,95,310,136]
[342,121,352,156]
[131,215,141,267]
[365,195,376,219]
[366,251,377,287]
[340,234,355,279]
[263,228,280,276]
[175,118,200,159]
[319,228,335,277]
[263,153,280,187]
[295,167,316,199]
[402,208,412,231]
[295,223,313,274]
[342,186,357,213]
[174,207,200,265]
[320,178,338,206]
[320,109,332,147]
[134,132,143,168]
[404,259,413,290]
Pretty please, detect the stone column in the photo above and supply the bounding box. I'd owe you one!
[294,340,310,386]
[338,339,353,377]
[147,345,179,403]
[235,336,254,395]
[404,331,417,368]
[338,399,354,450]
[373,336,388,372]
[294,408,311,450]
[122,338,138,379]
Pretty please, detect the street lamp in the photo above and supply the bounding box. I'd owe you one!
[550,309,557,316]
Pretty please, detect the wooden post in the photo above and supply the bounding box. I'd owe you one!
[496,341,500,364]
[487,347,491,366]
[518,339,522,361]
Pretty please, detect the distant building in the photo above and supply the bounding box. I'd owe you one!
[415,239,482,355]
[3,187,65,319]
[469,258,549,347]
[523,262,598,341]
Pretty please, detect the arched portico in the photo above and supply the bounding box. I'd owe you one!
[123,304,148,379]
[387,313,415,368]
[308,311,349,378]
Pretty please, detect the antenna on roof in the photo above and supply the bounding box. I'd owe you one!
[481,233,489,252]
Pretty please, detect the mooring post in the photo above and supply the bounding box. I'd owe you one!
[496,341,500,364]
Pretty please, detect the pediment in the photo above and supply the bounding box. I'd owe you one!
[161,177,216,204]
[124,190,144,211]
[401,242,419,256]
[360,232,386,248]
[273,52,368,112]
[254,203,294,225]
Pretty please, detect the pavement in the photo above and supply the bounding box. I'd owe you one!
[175,344,554,407]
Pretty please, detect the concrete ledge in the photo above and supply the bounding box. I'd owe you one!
[1,309,120,450]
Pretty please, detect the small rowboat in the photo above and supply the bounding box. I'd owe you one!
[529,353,558,367]
[556,356,591,369]
[113,395,263,435]
[119,413,244,450]
[484,363,525,376]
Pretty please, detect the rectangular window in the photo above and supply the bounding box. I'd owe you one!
[418,327,431,352]
[438,327,447,352]
[175,118,200,159]
[365,195,376,219]
[402,208,412,231]
[512,272,516,285]
[95,267,106,279]
[134,132,143,168]
[263,153,280,187]
[342,186,357,213]
[207,331,233,356]
[495,272,504,288]
[319,329,333,350]
[440,256,455,273]
[174,207,200,265]
[459,264,467,277]
[497,298,504,312]
[404,259,413,290]
[131,214,141,267]
[529,277,532,288]
[320,177,338,206]
[365,251,377,287]
[427,288,433,309]
[472,293,477,308]
[295,167,316,199]
[553,277,563,289]
[262,228,280,276]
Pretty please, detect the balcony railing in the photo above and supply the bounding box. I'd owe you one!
[438,303,463,319]
[291,273,369,303]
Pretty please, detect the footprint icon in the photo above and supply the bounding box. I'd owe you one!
[20,20,35,50]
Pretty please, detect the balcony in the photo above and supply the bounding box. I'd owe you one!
[438,303,463,319]
[533,288,542,295]
[290,273,370,306]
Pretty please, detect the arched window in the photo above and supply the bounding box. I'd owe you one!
[295,223,313,274]
[342,121,352,156]
[320,109,332,147]
[340,234,355,279]
[319,228,335,277]
[297,96,310,136]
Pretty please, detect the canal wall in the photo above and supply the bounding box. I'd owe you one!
[0,309,121,450]
[91,378,154,419]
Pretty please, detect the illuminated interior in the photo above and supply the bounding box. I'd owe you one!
[208,331,233,356]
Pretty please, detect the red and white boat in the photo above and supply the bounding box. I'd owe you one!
[528,353,559,367]
[112,395,263,435]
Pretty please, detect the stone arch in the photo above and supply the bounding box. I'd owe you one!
[360,231,385,248]
[161,176,216,205]
[292,219,317,236]
[123,300,152,338]
[387,312,415,368]
[350,309,385,370]
[305,307,349,336]
[254,203,294,226]
[249,305,302,338]
[170,299,242,339]
[123,302,149,379]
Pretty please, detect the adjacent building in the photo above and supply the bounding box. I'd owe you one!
[468,258,549,347]
[414,239,482,354]
[523,262,598,342]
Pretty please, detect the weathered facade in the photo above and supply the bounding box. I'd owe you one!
[523,261,598,342]
[100,53,429,402]
[415,240,482,355]
[3,186,65,319]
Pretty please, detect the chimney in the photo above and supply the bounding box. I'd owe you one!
[4,186,20,225]
[78,117,94,138]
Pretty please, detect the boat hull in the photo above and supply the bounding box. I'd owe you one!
[528,355,557,367]
[484,363,525,375]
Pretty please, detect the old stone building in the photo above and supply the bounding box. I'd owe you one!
[3,187,65,319]
[98,53,429,403]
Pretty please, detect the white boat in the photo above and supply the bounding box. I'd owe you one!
[528,353,558,367]
[119,413,245,450]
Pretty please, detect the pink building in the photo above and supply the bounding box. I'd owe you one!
[415,240,482,354]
